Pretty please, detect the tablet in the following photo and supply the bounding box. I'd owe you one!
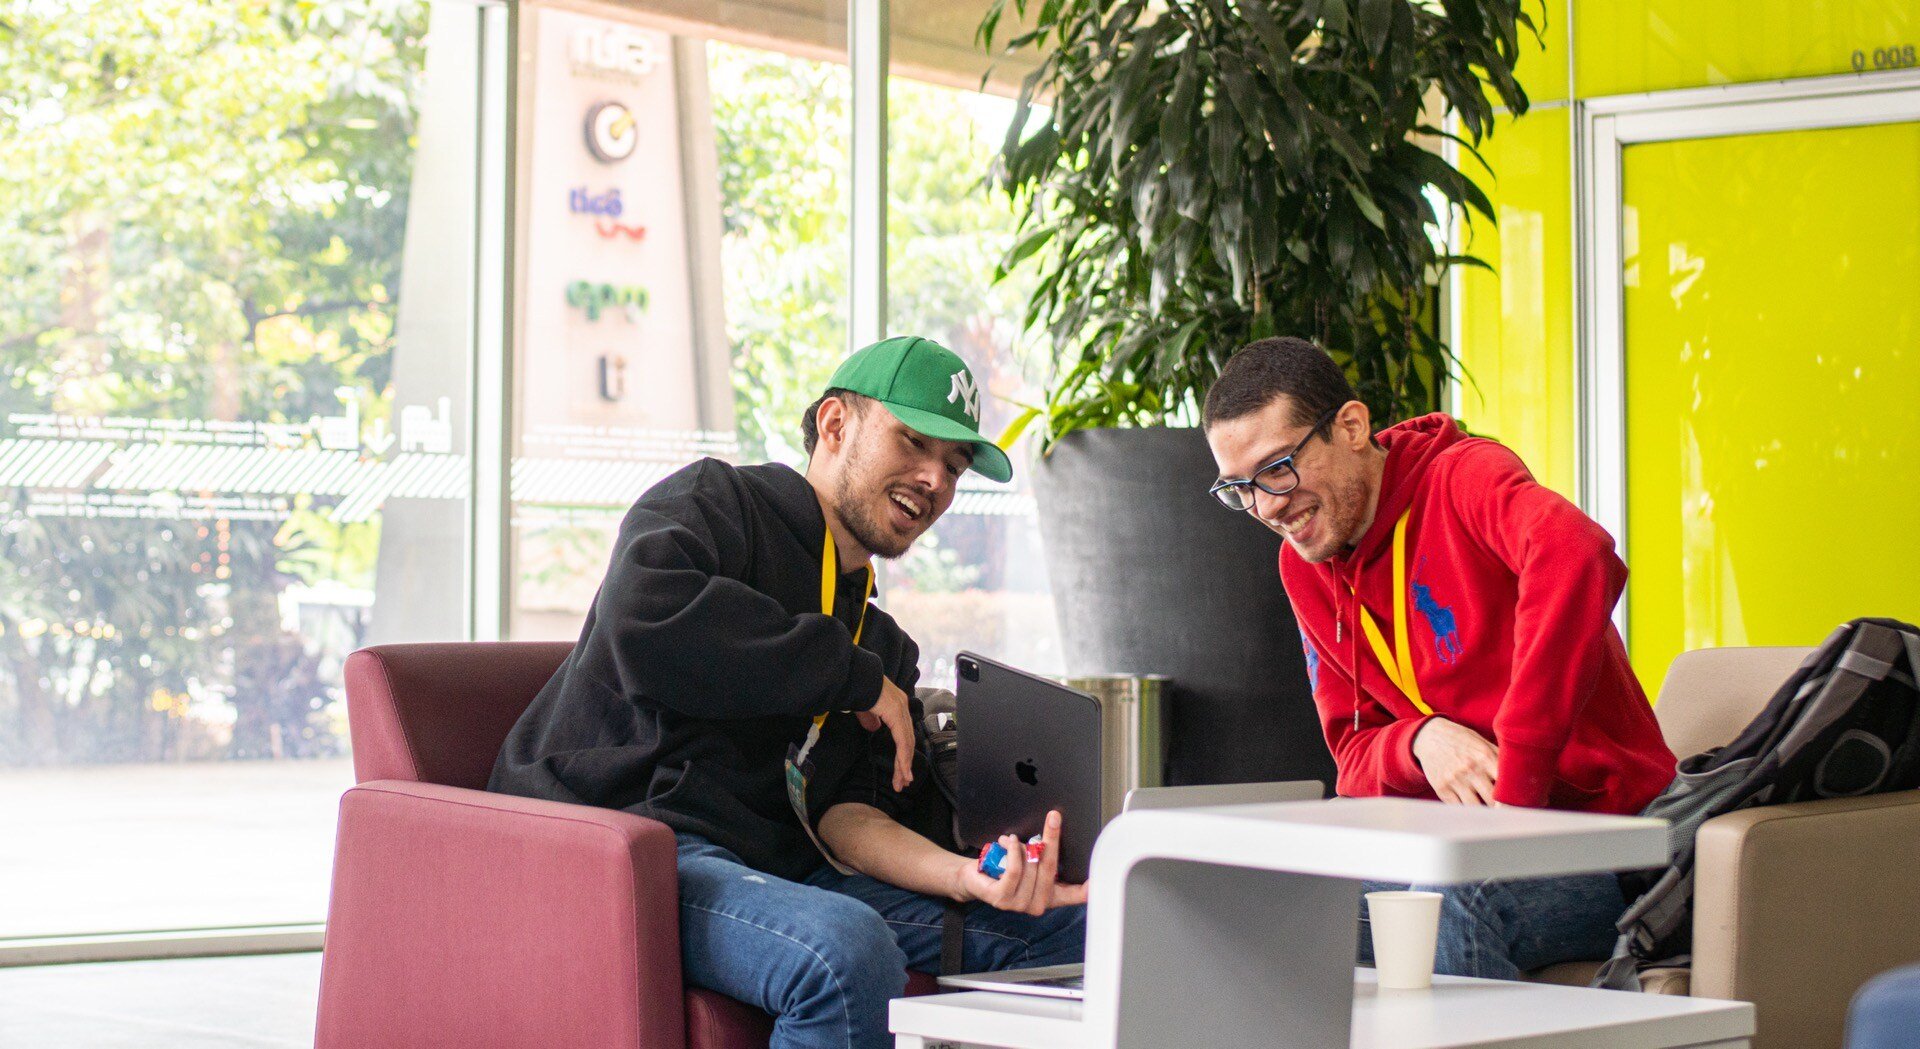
[955,651,1102,884]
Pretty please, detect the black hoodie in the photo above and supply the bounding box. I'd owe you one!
[488,458,937,881]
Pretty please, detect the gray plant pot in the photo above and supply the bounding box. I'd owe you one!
[1033,426,1335,789]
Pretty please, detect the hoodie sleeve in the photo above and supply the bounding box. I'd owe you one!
[1282,557,1434,799]
[814,610,933,826]
[819,646,940,832]
[1445,443,1628,807]
[593,461,884,720]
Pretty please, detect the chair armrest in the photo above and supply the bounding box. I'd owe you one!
[316,781,685,1049]
[1693,790,1920,1049]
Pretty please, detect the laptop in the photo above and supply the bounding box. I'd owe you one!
[955,651,1104,884]
[938,778,1327,1000]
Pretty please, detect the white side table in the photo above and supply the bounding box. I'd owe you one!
[893,799,1755,1049]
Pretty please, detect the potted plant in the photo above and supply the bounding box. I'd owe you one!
[983,0,1537,786]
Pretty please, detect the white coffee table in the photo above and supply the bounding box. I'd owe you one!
[892,971,1753,1048]
[892,799,1755,1049]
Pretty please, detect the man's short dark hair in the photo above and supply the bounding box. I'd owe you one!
[800,388,874,455]
[1202,337,1358,431]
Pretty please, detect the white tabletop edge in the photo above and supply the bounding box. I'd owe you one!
[1095,800,1670,883]
[890,991,1087,1049]
[1353,972,1755,1049]
[892,974,1755,1049]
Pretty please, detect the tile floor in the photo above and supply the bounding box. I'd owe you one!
[0,759,350,939]
[0,952,320,1048]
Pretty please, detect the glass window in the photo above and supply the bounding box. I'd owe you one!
[507,9,847,639]
[503,10,1067,683]
[0,0,482,937]
[1621,122,1920,683]
[880,71,1062,687]
[503,3,1062,686]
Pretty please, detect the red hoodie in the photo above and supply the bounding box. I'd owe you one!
[1281,414,1675,813]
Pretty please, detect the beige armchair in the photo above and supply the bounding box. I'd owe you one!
[1532,646,1920,1049]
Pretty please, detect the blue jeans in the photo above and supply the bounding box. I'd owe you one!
[1357,873,1625,981]
[675,834,1086,1049]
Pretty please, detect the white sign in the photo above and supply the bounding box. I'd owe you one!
[522,9,713,451]
[401,397,454,454]
[570,25,661,82]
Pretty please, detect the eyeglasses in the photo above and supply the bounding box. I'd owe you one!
[1209,406,1343,513]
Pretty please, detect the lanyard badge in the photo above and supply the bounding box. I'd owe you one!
[785,526,872,875]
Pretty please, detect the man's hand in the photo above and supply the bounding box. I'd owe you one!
[953,810,1089,915]
[853,676,914,792]
[1411,718,1499,805]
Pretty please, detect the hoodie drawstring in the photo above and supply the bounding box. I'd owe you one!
[1347,566,1362,733]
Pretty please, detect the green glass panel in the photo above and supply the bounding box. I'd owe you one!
[1576,0,1920,98]
[1621,121,1920,687]
[1455,108,1577,498]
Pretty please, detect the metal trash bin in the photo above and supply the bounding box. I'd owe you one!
[1064,674,1169,827]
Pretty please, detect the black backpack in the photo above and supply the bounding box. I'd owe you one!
[916,686,966,850]
[915,686,976,976]
[1595,618,1920,988]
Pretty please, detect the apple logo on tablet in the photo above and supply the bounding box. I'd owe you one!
[1015,759,1038,786]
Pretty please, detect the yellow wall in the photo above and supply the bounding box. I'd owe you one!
[1516,0,1571,104]
[1576,0,1920,98]
[1453,0,1920,683]
[1454,109,1576,499]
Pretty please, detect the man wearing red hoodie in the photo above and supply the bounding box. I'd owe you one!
[1202,337,1675,981]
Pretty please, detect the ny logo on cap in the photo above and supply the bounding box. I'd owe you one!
[948,370,981,423]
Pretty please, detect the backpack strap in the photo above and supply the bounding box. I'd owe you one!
[920,685,971,976]
[941,900,967,975]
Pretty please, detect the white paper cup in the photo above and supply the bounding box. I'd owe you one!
[1367,890,1443,990]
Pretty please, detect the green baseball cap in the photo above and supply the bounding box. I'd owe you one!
[827,336,1013,483]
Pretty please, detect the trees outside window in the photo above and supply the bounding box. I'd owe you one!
[0,0,1063,935]
[0,0,435,765]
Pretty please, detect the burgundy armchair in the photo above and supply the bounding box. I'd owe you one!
[315,641,937,1049]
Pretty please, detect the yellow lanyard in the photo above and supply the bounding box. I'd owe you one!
[787,526,875,876]
[809,528,873,734]
[819,527,872,646]
[1349,508,1435,717]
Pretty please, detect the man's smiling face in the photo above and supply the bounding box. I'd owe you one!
[825,398,970,559]
[1206,395,1380,563]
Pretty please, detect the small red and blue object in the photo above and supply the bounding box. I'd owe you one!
[976,837,1045,879]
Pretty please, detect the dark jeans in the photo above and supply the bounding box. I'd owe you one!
[1358,873,1625,981]
[675,834,1086,1049]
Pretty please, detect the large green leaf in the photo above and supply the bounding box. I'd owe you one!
[985,0,1534,441]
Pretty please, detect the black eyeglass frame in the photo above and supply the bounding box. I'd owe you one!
[1208,405,1344,512]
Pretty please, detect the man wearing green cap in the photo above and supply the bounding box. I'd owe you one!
[491,337,1084,1049]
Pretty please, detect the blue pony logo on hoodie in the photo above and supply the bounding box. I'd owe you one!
[1411,558,1463,664]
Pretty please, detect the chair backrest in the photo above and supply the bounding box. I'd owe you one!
[343,641,574,789]
[1653,646,1814,760]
